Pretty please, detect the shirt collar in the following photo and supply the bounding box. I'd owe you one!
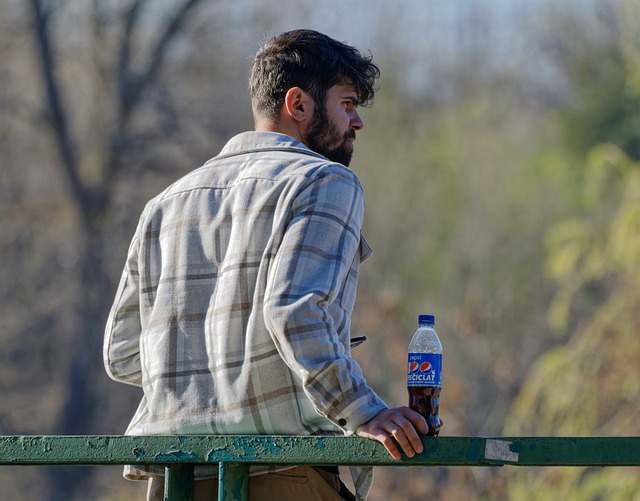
[218,131,326,160]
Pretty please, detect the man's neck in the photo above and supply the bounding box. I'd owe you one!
[254,118,305,145]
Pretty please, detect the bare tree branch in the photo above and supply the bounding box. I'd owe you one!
[117,0,202,126]
[107,0,204,184]
[29,0,90,228]
[117,0,145,118]
[142,0,202,90]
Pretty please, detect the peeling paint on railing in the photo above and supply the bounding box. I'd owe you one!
[1,436,639,500]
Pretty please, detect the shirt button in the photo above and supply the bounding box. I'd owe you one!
[338,419,347,426]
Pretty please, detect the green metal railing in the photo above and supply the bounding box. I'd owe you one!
[1,435,639,500]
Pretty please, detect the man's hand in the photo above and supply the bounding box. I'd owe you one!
[356,407,428,460]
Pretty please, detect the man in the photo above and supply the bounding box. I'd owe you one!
[104,29,427,500]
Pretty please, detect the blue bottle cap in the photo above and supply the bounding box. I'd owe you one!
[418,314,435,325]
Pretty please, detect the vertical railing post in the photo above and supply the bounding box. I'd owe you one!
[164,463,194,501]
[218,462,249,501]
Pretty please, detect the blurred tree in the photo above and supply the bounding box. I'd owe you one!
[503,144,640,500]
[502,2,640,498]
[560,41,640,161]
[543,0,640,161]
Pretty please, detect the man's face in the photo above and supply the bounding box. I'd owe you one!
[303,83,364,167]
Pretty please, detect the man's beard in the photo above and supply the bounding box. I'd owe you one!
[304,105,356,166]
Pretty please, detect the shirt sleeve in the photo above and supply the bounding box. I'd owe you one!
[103,229,143,387]
[263,166,388,433]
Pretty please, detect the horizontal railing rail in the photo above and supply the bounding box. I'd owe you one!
[1,435,638,500]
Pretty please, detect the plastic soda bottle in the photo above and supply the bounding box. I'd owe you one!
[407,314,442,436]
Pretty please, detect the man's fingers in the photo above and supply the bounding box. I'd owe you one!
[357,427,402,460]
[387,418,422,457]
[379,434,403,461]
[403,407,430,436]
[402,419,425,455]
[356,408,429,460]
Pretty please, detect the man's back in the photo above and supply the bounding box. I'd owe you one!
[105,132,383,447]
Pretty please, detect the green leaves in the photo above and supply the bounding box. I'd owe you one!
[505,144,640,500]
[545,144,640,333]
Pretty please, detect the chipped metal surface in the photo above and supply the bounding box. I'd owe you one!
[1,436,639,501]
[484,439,519,463]
[0,435,639,466]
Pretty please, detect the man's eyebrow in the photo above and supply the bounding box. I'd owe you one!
[342,95,360,106]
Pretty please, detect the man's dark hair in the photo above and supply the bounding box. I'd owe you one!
[249,29,380,124]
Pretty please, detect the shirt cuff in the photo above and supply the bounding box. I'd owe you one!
[329,389,389,434]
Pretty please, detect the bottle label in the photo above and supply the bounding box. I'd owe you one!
[407,353,442,387]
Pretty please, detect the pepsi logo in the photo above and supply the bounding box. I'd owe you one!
[409,360,435,374]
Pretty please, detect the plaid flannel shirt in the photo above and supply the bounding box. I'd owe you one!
[104,131,387,485]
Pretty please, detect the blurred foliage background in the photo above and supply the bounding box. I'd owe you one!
[0,0,638,500]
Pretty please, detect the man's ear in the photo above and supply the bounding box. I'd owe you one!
[283,87,311,123]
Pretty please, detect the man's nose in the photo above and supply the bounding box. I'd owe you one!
[351,110,364,131]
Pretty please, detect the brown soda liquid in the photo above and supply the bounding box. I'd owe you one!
[408,386,441,436]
